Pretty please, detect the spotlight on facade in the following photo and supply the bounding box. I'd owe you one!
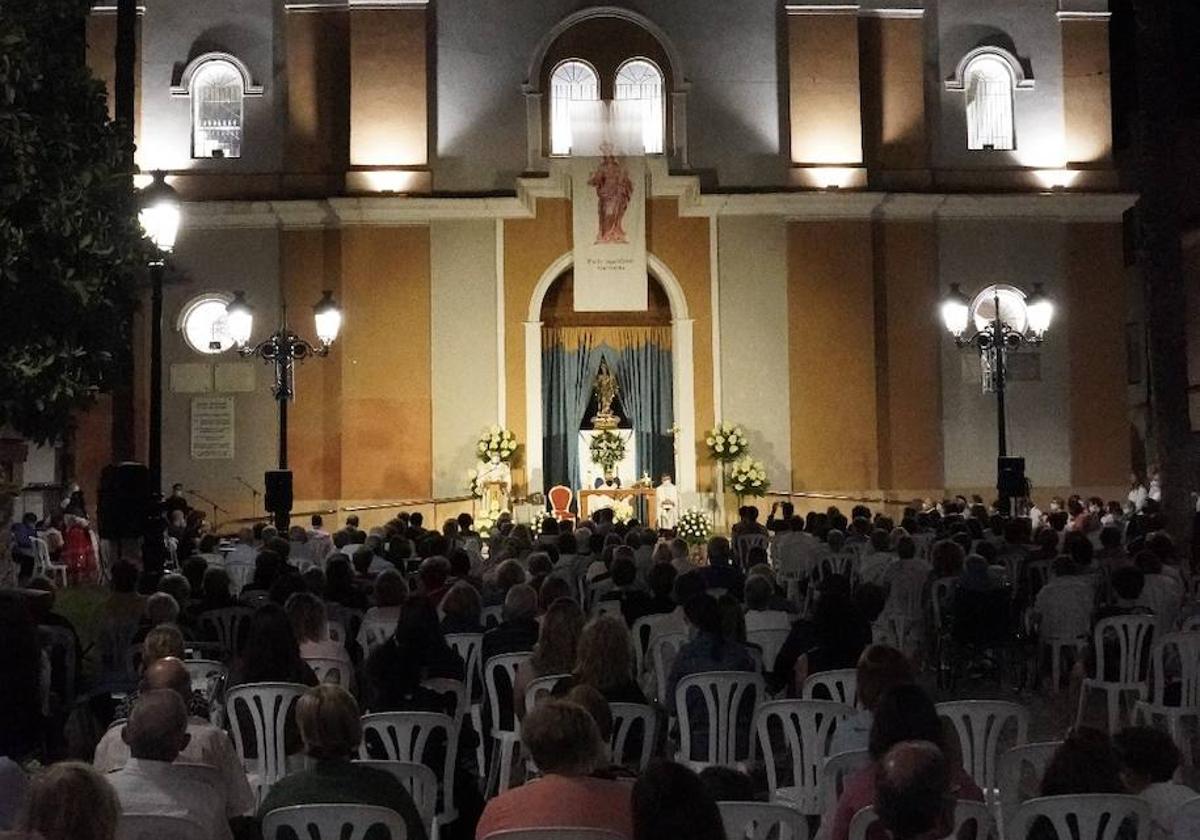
[1033,168,1079,190]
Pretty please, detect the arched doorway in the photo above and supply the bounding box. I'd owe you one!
[524,252,697,495]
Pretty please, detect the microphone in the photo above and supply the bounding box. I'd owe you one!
[233,476,259,495]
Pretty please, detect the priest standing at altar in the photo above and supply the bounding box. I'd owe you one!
[655,474,679,530]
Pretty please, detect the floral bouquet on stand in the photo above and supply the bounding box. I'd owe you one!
[728,457,770,503]
[611,498,635,524]
[705,421,749,463]
[476,505,504,539]
[677,507,712,547]
[589,429,627,481]
[477,425,519,464]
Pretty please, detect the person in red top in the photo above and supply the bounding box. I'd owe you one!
[827,684,984,840]
[475,699,634,840]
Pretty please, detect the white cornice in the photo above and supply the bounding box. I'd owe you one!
[180,189,1136,230]
[1056,11,1112,20]
[785,4,860,15]
[284,0,427,9]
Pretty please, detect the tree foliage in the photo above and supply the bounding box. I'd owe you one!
[0,0,151,444]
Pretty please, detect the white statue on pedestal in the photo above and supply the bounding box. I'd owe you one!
[656,474,679,530]
[477,459,512,514]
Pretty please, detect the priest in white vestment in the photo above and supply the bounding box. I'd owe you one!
[656,475,679,530]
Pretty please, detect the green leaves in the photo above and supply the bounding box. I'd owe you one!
[0,0,149,444]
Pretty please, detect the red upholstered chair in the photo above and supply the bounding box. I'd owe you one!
[548,485,576,522]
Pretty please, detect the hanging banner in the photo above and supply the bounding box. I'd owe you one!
[571,149,647,312]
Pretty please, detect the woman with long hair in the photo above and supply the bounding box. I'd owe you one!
[18,761,119,840]
[513,598,585,717]
[569,614,647,705]
[229,603,317,688]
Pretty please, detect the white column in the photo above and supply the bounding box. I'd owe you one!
[524,320,544,493]
[672,317,697,494]
[495,218,506,423]
[524,92,545,171]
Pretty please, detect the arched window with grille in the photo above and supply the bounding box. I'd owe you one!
[963,55,1015,151]
[191,59,245,159]
[614,58,665,154]
[549,60,599,156]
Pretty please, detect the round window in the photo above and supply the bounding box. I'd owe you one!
[178,294,234,354]
[970,284,1027,334]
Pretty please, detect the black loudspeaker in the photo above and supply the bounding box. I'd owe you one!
[997,457,1027,498]
[98,462,153,539]
[264,470,294,515]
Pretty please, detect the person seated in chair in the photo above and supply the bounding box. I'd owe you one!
[258,684,427,840]
[874,741,957,840]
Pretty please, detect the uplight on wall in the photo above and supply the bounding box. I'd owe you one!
[790,165,865,190]
[1033,169,1080,191]
[346,169,429,195]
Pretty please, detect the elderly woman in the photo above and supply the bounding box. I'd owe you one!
[257,684,427,840]
[17,761,120,840]
[114,623,210,720]
[285,591,355,691]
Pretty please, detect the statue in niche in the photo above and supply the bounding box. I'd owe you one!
[590,359,620,430]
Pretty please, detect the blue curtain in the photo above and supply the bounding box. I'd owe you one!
[542,327,674,496]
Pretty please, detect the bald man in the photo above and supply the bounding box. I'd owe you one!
[105,689,233,840]
[482,583,540,662]
[95,658,254,819]
[875,740,956,840]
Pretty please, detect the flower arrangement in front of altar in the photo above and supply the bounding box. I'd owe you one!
[589,429,627,478]
[705,421,748,464]
[677,508,712,546]
[611,498,635,524]
[476,505,504,538]
[728,457,770,499]
[477,425,518,464]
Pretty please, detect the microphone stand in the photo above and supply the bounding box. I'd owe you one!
[234,475,261,518]
[186,489,228,531]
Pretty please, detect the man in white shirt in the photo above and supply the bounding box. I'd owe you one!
[1114,726,1199,840]
[94,657,254,819]
[105,688,234,840]
[1136,552,1183,635]
[1033,557,1097,644]
[743,575,793,634]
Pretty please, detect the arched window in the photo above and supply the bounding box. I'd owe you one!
[614,59,665,154]
[550,60,599,156]
[963,55,1015,151]
[192,59,245,159]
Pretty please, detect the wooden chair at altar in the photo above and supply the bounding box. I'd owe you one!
[548,485,576,523]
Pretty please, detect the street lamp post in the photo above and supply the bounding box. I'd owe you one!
[940,283,1054,513]
[225,290,342,529]
[138,171,182,497]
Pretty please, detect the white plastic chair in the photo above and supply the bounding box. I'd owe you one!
[261,804,408,840]
[747,627,790,674]
[421,677,468,724]
[32,537,68,588]
[225,682,307,803]
[755,699,853,813]
[1076,614,1156,732]
[651,631,687,704]
[820,749,871,815]
[354,760,437,837]
[200,606,254,658]
[445,632,483,774]
[523,672,569,718]
[848,800,996,840]
[1133,630,1200,762]
[116,813,207,840]
[1174,796,1200,840]
[873,611,919,658]
[936,700,1029,805]
[997,740,1062,831]
[734,533,769,569]
[359,619,396,653]
[1041,631,1087,695]
[801,668,858,706]
[307,656,352,688]
[610,702,659,772]
[676,670,766,769]
[591,599,624,620]
[183,658,228,701]
[631,614,675,678]
[481,605,504,630]
[719,801,810,840]
[480,830,625,840]
[359,711,460,829]
[1009,793,1150,840]
[483,651,532,795]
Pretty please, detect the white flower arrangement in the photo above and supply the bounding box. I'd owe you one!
[610,498,635,524]
[588,429,627,475]
[476,425,518,464]
[728,457,770,498]
[677,507,712,546]
[705,421,749,464]
[476,504,504,538]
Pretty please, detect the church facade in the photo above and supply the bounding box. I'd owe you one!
[76,0,1134,522]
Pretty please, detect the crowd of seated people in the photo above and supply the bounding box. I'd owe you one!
[2,491,1200,840]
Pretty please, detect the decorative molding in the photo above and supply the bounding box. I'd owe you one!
[858,8,925,19]
[523,6,689,93]
[170,52,264,97]
[284,0,427,8]
[785,4,860,15]
[1056,11,1112,20]
[945,46,1035,91]
[90,4,146,14]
